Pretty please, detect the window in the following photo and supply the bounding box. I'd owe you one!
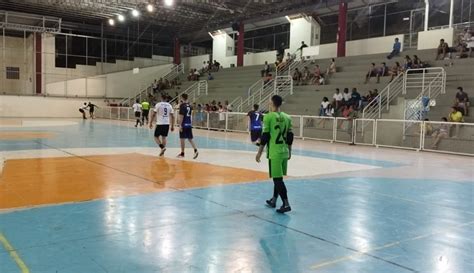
[6,67,20,80]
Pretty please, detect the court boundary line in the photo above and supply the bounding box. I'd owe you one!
[0,232,30,273]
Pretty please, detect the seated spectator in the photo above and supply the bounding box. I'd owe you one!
[342,88,351,106]
[301,66,311,85]
[423,118,433,136]
[293,68,302,85]
[431,117,450,149]
[455,86,469,116]
[365,63,378,84]
[459,28,474,58]
[213,60,221,72]
[326,58,337,76]
[412,55,423,68]
[311,65,322,85]
[387,37,401,59]
[404,55,413,70]
[318,101,335,128]
[193,69,201,81]
[187,69,194,81]
[332,88,343,110]
[224,100,232,112]
[435,39,449,60]
[152,79,158,93]
[286,52,295,63]
[207,72,214,80]
[361,90,373,109]
[164,79,171,89]
[389,62,403,82]
[376,62,389,83]
[201,61,208,73]
[448,106,464,137]
[261,61,270,77]
[264,73,273,85]
[319,97,330,116]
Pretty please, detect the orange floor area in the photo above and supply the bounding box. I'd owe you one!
[0,131,54,140]
[0,153,268,209]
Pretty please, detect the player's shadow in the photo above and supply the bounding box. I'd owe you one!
[259,215,299,273]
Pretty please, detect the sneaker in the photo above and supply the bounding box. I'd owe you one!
[159,148,167,157]
[177,153,185,158]
[193,151,199,159]
[276,205,291,213]
[266,199,276,208]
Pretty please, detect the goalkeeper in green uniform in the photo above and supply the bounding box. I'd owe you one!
[256,95,293,213]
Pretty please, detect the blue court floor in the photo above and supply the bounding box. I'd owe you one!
[0,119,473,273]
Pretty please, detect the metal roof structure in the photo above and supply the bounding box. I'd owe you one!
[0,0,394,42]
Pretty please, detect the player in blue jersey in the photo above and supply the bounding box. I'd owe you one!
[247,104,263,145]
[177,94,199,159]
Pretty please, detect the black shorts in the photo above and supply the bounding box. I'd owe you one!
[179,127,193,139]
[142,110,149,118]
[154,125,170,137]
[250,130,262,142]
[79,109,85,113]
[134,111,141,118]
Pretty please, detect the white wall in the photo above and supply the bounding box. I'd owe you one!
[212,33,235,66]
[182,54,210,70]
[45,63,173,98]
[289,17,320,53]
[0,35,34,95]
[302,34,404,60]
[243,51,277,66]
[417,28,454,50]
[0,95,106,118]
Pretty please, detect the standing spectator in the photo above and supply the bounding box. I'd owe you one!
[132,99,143,127]
[264,73,273,85]
[213,60,221,72]
[455,87,470,116]
[332,88,343,110]
[435,39,449,60]
[376,62,389,83]
[350,88,361,109]
[364,63,378,84]
[431,117,450,149]
[448,106,464,137]
[326,58,337,77]
[293,68,302,85]
[387,37,401,59]
[261,61,270,77]
[277,42,285,63]
[298,41,308,60]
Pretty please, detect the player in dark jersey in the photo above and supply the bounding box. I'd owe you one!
[248,104,263,145]
[256,95,293,213]
[177,94,199,159]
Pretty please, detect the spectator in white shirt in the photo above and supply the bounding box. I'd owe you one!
[342,88,352,106]
[261,61,270,77]
[333,88,343,110]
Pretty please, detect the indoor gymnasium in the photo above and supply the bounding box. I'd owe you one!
[0,0,473,272]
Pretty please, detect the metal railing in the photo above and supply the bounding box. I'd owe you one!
[403,68,446,127]
[362,72,404,120]
[119,63,185,106]
[169,80,208,105]
[95,109,474,157]
[240,79,275,113]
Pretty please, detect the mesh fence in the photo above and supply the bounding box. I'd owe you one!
[375,119,422,150]
[354,119,375,145]
[227,112,250,133]
[422,121,474,156]
[302,116,335,142]
[335,118,354,143]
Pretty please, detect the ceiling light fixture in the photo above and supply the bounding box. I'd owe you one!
[132,9,140,17]
[164,0,174,7]
[117,14,125,22]
[108,19,115,26]
[146,4,154,12]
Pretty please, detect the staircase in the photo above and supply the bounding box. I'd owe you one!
[170,80,208,105]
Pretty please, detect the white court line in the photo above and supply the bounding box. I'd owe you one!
[0,147,380,177]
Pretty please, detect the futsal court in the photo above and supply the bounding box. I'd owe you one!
[0,118,472,273]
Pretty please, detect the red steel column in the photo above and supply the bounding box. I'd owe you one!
[237,22,244,67]
[35,33,42,94]
[337,1,347,57]
[173,37,181,65]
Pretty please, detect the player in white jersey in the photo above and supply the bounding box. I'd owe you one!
[149,94,175,156]
[132,99,143,127]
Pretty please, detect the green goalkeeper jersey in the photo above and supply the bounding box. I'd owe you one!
[262,111,292,159]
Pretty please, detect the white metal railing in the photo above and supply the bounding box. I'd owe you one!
[119,63,185,106]
[403,68,446,129]
[240,79,275,113]
[96,109,474,156]
[169,80,208,105]
[362,72,404,120]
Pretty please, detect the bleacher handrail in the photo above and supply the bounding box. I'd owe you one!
[169,80,207,105]
[362,72,404,120]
